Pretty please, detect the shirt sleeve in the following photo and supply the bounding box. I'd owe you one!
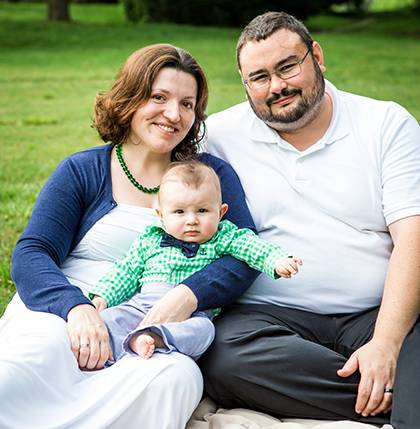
[10,157,93,320]
[89,233,150,307]
[381,105,420,225]
[182,153,260,311]
[215,221,289,279]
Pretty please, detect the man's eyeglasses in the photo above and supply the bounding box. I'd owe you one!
[243,46,312,91]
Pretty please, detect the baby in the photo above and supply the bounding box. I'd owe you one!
[91,160,302,362]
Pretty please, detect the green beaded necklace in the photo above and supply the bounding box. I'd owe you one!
[115,143,160,194]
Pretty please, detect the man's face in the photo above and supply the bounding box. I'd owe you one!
[239,29,325,133]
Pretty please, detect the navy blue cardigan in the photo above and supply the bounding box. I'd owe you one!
[11,144,259,320]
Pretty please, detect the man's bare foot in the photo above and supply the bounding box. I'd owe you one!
[129,332,165,359]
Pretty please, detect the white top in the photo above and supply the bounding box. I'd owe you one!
[61,204,157,296]
[0,203,202,429]
[204,81,420,314]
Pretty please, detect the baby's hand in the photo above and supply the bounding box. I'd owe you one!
[92,296,108,312]
[275,256,302,278]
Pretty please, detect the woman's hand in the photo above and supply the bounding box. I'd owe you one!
[67,304,113,370]
[141,284,198,326]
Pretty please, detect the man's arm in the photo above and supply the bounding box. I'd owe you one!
[338,215,420,416]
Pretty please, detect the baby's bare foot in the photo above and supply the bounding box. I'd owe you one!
[130,333,155,359]
[129,332,165,359]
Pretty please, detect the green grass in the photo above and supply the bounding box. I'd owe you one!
[0,3,419,315]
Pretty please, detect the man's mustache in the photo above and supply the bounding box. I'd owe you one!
[266,89,301,106]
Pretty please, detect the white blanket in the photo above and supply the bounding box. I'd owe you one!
[187,398,392,429]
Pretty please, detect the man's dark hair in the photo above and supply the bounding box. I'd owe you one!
[236,11,313,69]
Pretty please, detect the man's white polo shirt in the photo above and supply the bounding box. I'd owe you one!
[205,81,420,314]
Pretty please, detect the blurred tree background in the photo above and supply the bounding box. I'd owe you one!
[121,0,373,24]
[8,0,418,22]
[121,0,420,24]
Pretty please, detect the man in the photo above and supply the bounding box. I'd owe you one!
[200,11,420,429]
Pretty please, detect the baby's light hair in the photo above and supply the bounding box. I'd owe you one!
[159,160,222,203]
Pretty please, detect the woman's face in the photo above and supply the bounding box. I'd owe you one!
[128,67,198,154]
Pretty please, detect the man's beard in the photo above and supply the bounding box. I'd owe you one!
[248,62,325,133]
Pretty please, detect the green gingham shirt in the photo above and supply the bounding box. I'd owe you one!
[90,220,289,307]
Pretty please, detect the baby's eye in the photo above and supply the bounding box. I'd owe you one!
[174,209,184,214]
[198,208,208,213]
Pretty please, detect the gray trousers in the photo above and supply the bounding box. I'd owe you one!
[100,283,215,362]
[199,304,420,429]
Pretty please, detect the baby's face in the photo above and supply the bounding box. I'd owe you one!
[158,179,227,243]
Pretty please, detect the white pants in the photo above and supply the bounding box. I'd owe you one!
[0,295,203,429]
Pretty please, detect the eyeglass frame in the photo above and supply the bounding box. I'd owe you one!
[242,46,313,90]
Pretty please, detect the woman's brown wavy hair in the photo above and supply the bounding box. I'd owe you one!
[93,44,208,160]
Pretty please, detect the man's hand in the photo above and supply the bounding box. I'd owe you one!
[67,304,113,370]
[337,339,398,416]
[339,216,420,417]
[92,295,108,312]
[275,256,302,278]
[141,284,198,326]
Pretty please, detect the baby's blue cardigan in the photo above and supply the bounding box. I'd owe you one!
[11,144,259,320]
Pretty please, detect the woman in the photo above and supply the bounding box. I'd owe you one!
[0,44,258,428]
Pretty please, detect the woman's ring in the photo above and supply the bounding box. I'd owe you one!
[384,387,393,394]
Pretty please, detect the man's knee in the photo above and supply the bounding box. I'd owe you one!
[199,331,237,378]
[199,337,243,405]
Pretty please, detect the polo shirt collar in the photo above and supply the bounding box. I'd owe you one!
[248,108,280,144]
[323,80,350,146]
[247,79,350,148]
